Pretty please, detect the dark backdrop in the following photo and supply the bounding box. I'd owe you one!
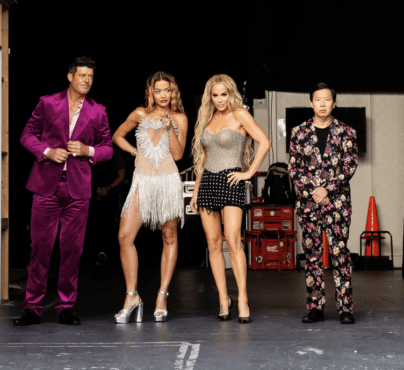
[8,1,403,267]
[245,3,404,97]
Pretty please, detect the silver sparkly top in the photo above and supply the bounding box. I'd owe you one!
[135,117,179,171]
[201,128,246,173]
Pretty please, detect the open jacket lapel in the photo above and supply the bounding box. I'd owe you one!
[307,119,323,170]
[308,119,317,149]
[70,97,90,141]
[55,89,70,142]
[318,119,337,188]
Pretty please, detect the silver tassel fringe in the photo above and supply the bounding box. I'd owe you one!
[121,171,184,230]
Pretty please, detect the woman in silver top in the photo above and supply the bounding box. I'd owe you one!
[190,74,271,323]
[112,72,188,323]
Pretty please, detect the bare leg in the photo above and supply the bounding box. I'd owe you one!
[155,218,179,315]
[222,206,249,318]
[116,194,143,313]
[200,209,231,315]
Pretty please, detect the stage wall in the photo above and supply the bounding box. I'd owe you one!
[253,92,404,267]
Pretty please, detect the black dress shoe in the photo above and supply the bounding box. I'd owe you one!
[217,297,233,321]
[302,309,324,323]
[13,309,41,326]
[59,308,81,325]
[340,312,355,324]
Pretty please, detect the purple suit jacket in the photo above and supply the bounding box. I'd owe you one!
[20,89,113,199]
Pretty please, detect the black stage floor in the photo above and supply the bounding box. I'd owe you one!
[1,263,404,370]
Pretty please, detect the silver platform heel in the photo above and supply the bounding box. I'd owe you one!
[114,292,143,324]
[154,290,169,322]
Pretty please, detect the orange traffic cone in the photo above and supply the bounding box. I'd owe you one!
[322,231,330,269]
[365,196,380,256]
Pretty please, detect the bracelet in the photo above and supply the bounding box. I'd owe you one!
[108,185,112,191]
[130,148,137,157]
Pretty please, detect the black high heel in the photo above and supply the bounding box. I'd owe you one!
[217,297,233,321]
[238,303,251,324]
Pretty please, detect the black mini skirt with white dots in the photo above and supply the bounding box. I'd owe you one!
[197,167,245,213]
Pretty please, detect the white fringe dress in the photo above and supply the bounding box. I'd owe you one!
[121,117,184,230]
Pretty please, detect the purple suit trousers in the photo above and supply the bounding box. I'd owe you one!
[24,176,90,315]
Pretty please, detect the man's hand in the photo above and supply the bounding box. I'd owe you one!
[99,187,110,196]
[47,148,69,164]
[312,186,328,204]
[318,197,330,206]
[67,141,89,157]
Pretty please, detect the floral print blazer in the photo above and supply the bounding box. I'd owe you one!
[288,118,358,222]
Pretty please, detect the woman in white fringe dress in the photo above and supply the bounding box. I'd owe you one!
[112,71,188,323]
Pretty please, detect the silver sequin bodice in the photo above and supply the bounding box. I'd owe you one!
[202,128,246,173]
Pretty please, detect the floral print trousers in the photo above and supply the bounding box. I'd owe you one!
[300,210,353,315]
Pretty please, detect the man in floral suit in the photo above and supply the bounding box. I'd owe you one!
[288,83,358,324]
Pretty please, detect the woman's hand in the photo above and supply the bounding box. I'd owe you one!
[164,113,188,161]
[190,194,198,214]
[227,171,251,186]
[162,114,174,131]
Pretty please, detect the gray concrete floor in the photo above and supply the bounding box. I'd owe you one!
[1,264,404,370]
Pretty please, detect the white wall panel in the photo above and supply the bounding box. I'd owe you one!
[252,91,404,267]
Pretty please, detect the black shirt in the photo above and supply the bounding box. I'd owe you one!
[315,126,330,156]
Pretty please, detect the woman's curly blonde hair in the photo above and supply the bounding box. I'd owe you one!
[192,74,254,181]
[144,71,185,114]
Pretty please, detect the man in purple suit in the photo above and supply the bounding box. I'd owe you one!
[14,56,113,326]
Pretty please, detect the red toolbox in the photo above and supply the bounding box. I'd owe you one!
[247,232,286,271]
[247,206,294,235]
[247,234,264,270]
[246,205,297,270]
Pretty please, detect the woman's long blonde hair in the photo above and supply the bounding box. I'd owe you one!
[144,71,185,114]
[192,74,254,180]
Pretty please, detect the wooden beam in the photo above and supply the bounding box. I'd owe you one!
[0,0,17,9]
[1,5,9,302]
[1,218,8,230]
[0,3,2,48]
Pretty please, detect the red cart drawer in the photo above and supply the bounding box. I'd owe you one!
[261,234,285,271]
[248,206,295,235]
[251,206,294,220]
[250,219,294,234]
